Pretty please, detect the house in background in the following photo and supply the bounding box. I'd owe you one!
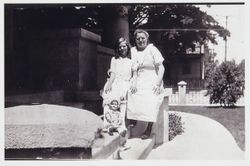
[5,4,212,113]
[165,43,209,90]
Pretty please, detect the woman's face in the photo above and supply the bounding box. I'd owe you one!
[135,32,148,50]
[118,41,128,57]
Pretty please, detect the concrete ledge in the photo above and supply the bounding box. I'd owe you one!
[80,29,101,43]
[118,136,155,160]
[5,104,103,149]
[28,28,101,43]
[97,45,115,56]
[92,133,126,159]
[147,111,244,159]
[5,91,64,107]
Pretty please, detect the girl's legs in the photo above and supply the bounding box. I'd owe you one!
[103,106,111,131]
[127,119,137,128]
[141,122,153,139]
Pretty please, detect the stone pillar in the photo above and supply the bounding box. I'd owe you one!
[101,5,129,48]
[154,95,169,145]
[178,81,187,105]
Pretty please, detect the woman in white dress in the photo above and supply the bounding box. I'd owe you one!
[127,29,165,139]
[102,37,133,137]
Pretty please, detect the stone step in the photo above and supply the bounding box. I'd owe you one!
[91,132,126,159]
[112,135,156,160]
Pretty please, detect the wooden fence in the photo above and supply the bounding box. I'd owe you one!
[169,90,245,106]
[165,79,205,90]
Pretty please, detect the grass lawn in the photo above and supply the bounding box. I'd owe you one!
[169,106,245,151]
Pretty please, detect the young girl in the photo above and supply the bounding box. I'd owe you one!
[101,37,134,137]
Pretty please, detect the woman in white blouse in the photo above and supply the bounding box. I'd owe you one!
[128,29,165,139]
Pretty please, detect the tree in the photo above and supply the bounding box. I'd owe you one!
[204,49,218,88]
[8,4,229,51]
[205,60,244,107]
[128,4,230,56]
[100,5,130,48]
[238,59,245,93]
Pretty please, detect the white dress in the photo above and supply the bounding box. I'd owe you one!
[102,57,133,132]
[127,44,164,122]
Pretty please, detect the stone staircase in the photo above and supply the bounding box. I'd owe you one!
[92,88,171,160]
[116,137,155,160]
[90,88,171,160]
[91,127,156,160]
[92,132,126,159]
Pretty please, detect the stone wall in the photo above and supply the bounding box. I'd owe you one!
[6,28,110,94]
[5,91,64,107]
[28,28,102,91]
[96,45,114,90]
[5,28,114,114]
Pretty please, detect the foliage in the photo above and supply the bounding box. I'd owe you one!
[10,4,230,54]
[205,60,244,107]
[169,113,185,141]
[129,5,230,55]
[9,5,103,31]
[169,105,245,151]
[204,51,219,88]
[238,59,245,92]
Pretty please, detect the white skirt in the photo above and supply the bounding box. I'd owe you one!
[127,89,163,122]
[127,68,164,122]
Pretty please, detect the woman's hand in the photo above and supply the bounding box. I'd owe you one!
[130,81,137,94]
[130,86,137,94]
[153,64,164,95]
[105,84,112,93]
[107,69,112,78]
[130,69,138,94]
[152,85,161,95]
[105,72,115,93]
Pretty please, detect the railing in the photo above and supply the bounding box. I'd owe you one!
[169,90,245,106]
[164,79,205,90]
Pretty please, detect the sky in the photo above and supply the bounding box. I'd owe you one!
[198,4,246,64]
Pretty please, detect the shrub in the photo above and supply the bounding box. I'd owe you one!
[169,113,185,141]
[205,60,244,107]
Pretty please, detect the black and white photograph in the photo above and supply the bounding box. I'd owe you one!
[1,0,249,164]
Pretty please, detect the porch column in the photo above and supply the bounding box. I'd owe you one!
[101,5,129,48]
[178,81,187,105]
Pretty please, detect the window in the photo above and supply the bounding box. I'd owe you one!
[182,62,191,75]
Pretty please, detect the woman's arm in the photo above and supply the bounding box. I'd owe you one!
[153,64,165,95]
[130,70,138,94]
[156,64,165,86]
[105,72,115,93]
[105,57,116,93]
